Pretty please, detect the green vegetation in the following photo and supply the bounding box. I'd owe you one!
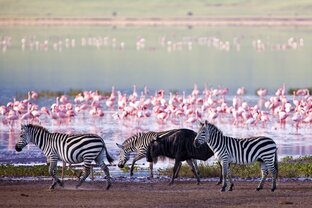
[15,89,111,100]
[0,0,311,18]
[158,156,312,178]
[288,88,312,95]
[1,156,311,179]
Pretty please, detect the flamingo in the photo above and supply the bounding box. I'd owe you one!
[236,87,245,96]
[292,112,302,132]
[257,88,268,97]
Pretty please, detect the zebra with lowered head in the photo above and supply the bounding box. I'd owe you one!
[193,120,278,192]
[116,129,179,178]
[15,124,114,190]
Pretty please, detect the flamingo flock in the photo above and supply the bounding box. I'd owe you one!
[0,35,304,53]
[0,85,311,132]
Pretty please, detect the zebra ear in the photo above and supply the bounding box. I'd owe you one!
[116,143,123,149]
[21,124,26,130]
[205,120,209,126]
[199,121,204,126]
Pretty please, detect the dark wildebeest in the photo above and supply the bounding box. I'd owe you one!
[146,128,221,185]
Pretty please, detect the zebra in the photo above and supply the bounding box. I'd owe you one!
[15,124,114,190]
[116,129,180,178]
[193,120,278,192]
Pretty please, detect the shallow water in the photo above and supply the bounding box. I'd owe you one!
[0,96,311,177]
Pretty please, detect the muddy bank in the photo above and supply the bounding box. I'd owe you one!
[1,179,311,208]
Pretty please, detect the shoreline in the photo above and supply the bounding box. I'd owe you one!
[1,17,312,26]
[1,176,311,183]
[1,179,312,208]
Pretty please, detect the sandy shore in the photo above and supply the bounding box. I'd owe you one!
[1,179,312,208]
[0,17,312,26]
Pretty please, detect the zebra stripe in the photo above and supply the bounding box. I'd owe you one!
[117,129,178,177]
[194,121,278,192]
[15,124,113,190]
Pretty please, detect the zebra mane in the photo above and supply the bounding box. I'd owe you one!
[122,132,144,146]
[207,123,223,135]
[25,124,50,133]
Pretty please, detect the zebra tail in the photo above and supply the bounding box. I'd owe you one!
[274,149,278,177]
[103,143,114,164]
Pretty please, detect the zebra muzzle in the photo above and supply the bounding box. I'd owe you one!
[15,145,22,152]
[118,163,124,168]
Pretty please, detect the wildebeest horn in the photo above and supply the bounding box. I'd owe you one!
[116,143,123,148]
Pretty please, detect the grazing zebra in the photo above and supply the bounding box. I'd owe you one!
[116,129,179,178]
[193,121,278,192]
[15,124,114,190]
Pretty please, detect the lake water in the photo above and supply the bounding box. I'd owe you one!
[0,25,311,177]
[0,25,311,99]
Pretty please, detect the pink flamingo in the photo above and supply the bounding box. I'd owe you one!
[278,110,288,129]
[236,87,245,96]
[257,88,268,97]
[31,91,39,100]
[292,112,302,132]
[7,110,19,127]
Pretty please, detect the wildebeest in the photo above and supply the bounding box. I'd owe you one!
[116,129,179,178]
[146,128,221,185]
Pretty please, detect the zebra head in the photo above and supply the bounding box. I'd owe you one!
[15,124,32,152]
[194,120,211,148]
[116,143,130,168]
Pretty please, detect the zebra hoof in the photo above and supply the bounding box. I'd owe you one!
[75,183,82,189]
[271,188,276,192]
[256,187,262,191]
[220,188,226,192]
[106,183,112,190]
[228,184,234,191]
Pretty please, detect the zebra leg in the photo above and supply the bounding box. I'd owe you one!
[186,159,200,185]
[48,161,63,190]
[220,160,228,192]
[216,161,223,185]
[76,166,90,189]
[130,155,144,176]
[257,162,268,191]
[271,152,278,192]
[100,162,112,190]
[61,161,66,180]
[192,159,201,178]
[227,166,234,191]
[271,169,278,192]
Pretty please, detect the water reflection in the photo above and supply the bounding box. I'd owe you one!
[0,33,305,53]
[0,117,311,166]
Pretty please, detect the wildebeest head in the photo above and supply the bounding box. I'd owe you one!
[146,135,164,164]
